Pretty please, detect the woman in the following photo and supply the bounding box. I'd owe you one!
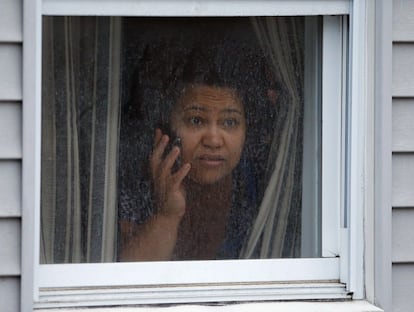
[118,41,275,261]
[120,82,248,261]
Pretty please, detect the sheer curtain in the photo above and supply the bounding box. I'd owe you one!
[41,16,121,263]
[241,17,304,258]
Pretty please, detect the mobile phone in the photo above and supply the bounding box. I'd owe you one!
[160,124,182,172]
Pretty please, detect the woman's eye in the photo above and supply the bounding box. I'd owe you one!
[188,116,202,126]
[223,118,239,128]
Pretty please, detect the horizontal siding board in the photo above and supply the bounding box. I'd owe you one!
[0,2,22,311]
[392,2,414,311]
[393,264,414,312]
[392,208,414,262]
[393,0,414,41]
[0,0,22,42]
[0,219,20,275]
[392,153,414,206]
[393,99,414,151]
[0,161,21,217]
[393,44,414,97]
[0,102,22,158]
[0,44,22,100]
[0,277,19,312]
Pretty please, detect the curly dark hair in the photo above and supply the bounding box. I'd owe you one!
[117,18,285,227]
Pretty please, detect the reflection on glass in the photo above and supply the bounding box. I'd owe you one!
[41,16,320,263]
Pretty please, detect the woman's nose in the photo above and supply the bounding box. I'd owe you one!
[201,125,223,149]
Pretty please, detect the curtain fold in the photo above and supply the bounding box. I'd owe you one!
[41,16,121,263]
[241,17,304,258]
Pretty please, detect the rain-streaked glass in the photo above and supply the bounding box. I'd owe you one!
[40,16,321,263]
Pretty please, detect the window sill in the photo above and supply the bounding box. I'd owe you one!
[35,281,349,308]
[35,300,382,312]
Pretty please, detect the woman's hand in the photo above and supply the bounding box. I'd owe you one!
[150,128,191,220]
[119,129,191,262]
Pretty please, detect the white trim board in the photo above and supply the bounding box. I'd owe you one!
[42,0,350,16]
[38,258,339,288]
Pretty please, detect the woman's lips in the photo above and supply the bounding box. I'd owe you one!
[197,155,226,166]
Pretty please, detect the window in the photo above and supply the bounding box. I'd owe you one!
[41,15,319,264]
[22,0,370,309]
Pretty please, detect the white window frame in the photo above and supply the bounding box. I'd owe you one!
[21,0,371,310]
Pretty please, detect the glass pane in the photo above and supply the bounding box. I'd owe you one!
[40,16,322,263]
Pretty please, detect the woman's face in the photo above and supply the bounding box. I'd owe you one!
[170,84,246,185]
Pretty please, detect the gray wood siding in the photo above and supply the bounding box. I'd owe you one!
[0,0,22,42]
[392,209,414,262]
[0,161,21,218]
[393,99,414,151]
[393,0,414,310]
[393,0,414,42]
[392,154,414,207]
[0,44,22,101]
[0,277,20,312]
[393,264,414,312]
[0,103,22,159]
[0,1,22,312]
[392,44,414,97]
[0,219,21,275]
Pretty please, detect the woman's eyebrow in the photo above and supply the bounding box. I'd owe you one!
[221,108,243,115]
[182,106,243,115]
[183,105,206,112]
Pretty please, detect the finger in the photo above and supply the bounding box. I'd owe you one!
[151,134,169,169]
[153,128,163,148]
[153,129,168,155]
[156,148,182,200]
[171,163,191,189]
[159,146,180,178]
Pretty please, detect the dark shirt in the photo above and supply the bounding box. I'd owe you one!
[118,161,258,260]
